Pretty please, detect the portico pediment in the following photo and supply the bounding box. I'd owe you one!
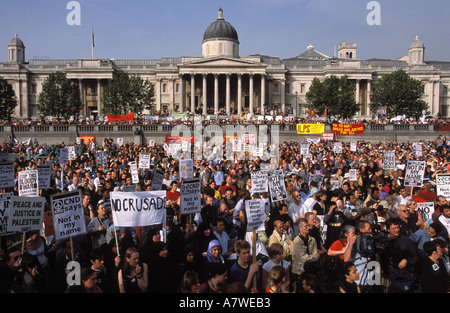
[179,56,266,74]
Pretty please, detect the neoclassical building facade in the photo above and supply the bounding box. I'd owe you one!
[1,9,450,119]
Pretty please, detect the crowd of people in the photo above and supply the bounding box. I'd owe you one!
[0,131,449,294]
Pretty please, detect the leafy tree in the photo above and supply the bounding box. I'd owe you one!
[369,69,428,119]
[37,71,82,121]
[0,77,17,121]
[102,71,154,116]
[305,75,360,119]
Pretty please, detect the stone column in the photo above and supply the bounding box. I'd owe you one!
[97,79,102,115]
[280,79,285,112]
[237,74,242,116]
[260,74,265,115]
[226,74,231,115]
[366,79,371,116]
[179,75,185,112]
[214,74,219,114]
[249,74,254,114]
[202,74,207,115]
[191,74,196,114]
[155,78,161,112]
[79,79,84,116]
[22,79,29,118]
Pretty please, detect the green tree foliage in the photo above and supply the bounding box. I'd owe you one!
[305,75,360,119]
[102,71,154,116]
[370,69,428,119]
[37,72,82,121]
[0,77,17,121]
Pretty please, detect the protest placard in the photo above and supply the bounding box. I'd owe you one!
[117,138,124,146]
[404,160,426,187]
[180,179,201,215]
[18,170,39,197]
[300,144,309,155]
[179,159,194,180]
[96,151,108,166]
[436,174,450,200]
[110,191,167,227]
[138,153,151,169]
[333,142,342,153]
[151,169,164,191]
[122,185,136,192]
[245,199,266,233]
[383,151,396,170]
[8,196,45,233]
[251,170,268,193]
[268,170,287,202]
[0,193,13,236]
[0,162,15,189]
[349,169,357,182]
[350,141,357,152]
[59,148,69,164]
[68,146,76,161]
[417,202,435,221]
[129,161,139,184]
[37,166,51,190]
[51,191,86,241]
[309,173,325,189]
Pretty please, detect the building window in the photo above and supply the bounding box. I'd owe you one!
[219,43,224,55]
[31,84,37,94]
[163,83,167,93]
[301,84,305,94]
[274,84,279,93]
[285,83,290,94]
[176,84,179,93]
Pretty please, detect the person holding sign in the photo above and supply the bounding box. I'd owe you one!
[87,203,112,250]
[228,239,260,292]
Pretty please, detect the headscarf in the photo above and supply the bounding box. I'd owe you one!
[206,239,223,263]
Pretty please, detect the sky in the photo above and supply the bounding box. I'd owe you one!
[1,0,449,62]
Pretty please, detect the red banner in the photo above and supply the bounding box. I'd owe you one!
[107,112,134,122]
[165,135,194,143]
[332,123,364,135]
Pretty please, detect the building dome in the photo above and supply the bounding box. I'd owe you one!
[9,34,25,48]
[203,8,239,43]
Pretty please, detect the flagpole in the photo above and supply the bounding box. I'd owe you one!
[91,26,95,60]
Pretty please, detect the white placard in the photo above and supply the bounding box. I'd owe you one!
[245,199,266,232]
[268,170,287,202]
[139,153,151,169]
[130,161,139,184]
[7,196,45,232]
[404,160,426,187]
[0,162,15,189]
[110,191,167,227]
[179,159,194,180]
[251,170,268,193]
[180,179,201,215]
[51,191,86,240]
[18,170,39,197]
[436,174,450,200]
[37,166,51,190]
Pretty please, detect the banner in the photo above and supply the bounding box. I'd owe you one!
[7,196,45,233]
[0,162,15,189]
[436,174,450,200]
[383,151,396,170]
[37,166,51,190]
[332,123,365,135]
[322,132,335,141]
[51,191,86,240]
[404,160,426,187]
[79,135,95,144]
[165,135,194,144]
[268,170,287,202]
[110,191,167,227]
[18,170,39,197]
[180,179,201,215]
[251,170,268,193]
[296,124,325,134]
[245,199,266,232]
[107,112,134,122]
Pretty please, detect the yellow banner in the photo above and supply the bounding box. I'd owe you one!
[296,124,325,134]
